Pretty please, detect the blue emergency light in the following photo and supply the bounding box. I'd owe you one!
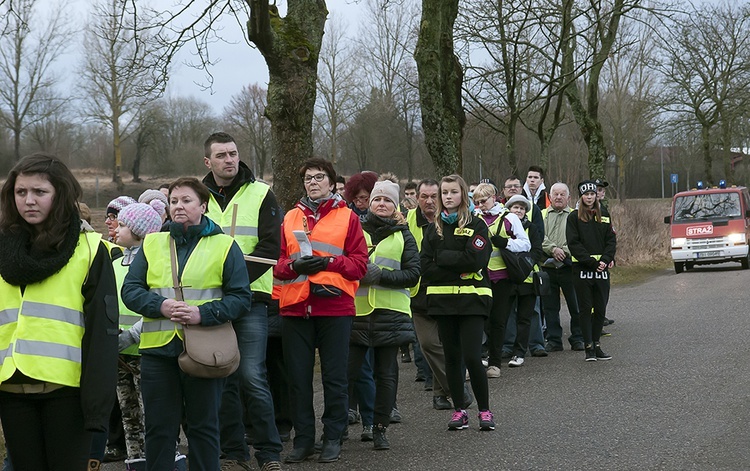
[719,179,727,188]
[697,181,704,189]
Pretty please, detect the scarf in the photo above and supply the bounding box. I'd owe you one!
[0,214,82,286]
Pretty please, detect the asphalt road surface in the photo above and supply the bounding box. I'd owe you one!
[105,264,750,470]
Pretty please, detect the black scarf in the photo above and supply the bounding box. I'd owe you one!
[0,215,82,286]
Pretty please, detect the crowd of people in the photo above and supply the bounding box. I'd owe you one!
[0,136,616,471]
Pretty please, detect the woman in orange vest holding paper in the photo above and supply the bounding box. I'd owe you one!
[274,158,368,464]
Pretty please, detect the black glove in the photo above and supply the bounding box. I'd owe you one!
[360,262,382,285]
[490,235,508,249]
[292,256,329,275]
[582,257,599,270]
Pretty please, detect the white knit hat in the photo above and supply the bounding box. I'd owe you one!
[369,180,400,208]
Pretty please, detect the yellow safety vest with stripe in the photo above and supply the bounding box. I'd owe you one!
[570,215,609,263]
[0,232,101,388]
[355,232,412,317]
[113,259,141,356]
[483,212,538,283]
[207,182,272,295]
[406,209,423,297]
[139,233,233,350]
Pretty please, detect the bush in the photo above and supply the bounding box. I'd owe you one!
[609,198,671,266]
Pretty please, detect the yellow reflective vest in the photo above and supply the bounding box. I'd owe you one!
[113,258,141,356]
[484,212,537,284]
[207,182,272,295]
[406,209,423,297]
[0,232,101,388]
[139,233,233,350]
[355,232,412,317]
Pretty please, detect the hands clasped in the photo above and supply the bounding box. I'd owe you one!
[161,298,201,325]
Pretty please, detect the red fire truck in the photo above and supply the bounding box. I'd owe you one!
[664,181,750,274]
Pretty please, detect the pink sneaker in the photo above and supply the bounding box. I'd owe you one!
[478,410,495,431]
[448,410,469,430]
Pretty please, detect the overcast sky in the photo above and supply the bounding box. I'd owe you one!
[63,0,363,114]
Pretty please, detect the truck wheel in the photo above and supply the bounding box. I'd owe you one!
[742,257,749,270]
[685,262,694,270]
[674,262,684,274]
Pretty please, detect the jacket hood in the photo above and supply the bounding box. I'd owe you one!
[203,161,256,196]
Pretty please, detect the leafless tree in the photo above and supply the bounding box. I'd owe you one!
[223,83,273,177]
[657,1,750,184]
[315,14,359,167]
[79,0,168,187]
[0,0,70,161]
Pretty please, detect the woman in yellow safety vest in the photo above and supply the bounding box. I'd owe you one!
[0,153,119,470]
[122,177,252,471]
[420,174,495,432]
[350,180,420,451]
[566,180,617,362]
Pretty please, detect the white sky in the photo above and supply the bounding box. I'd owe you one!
[61,0,364,114]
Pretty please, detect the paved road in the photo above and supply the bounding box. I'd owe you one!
[105,264,750,470]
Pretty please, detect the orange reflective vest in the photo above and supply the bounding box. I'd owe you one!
[278,207,359,308]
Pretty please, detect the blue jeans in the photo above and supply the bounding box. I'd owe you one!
[503,297,546,354]
[141,354,223,471]
[349,348,375,427]
[220,302,282,465]
[283,315,352,449]
[541,266,583,347]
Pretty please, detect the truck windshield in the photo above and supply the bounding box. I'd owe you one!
[674,192,742,222]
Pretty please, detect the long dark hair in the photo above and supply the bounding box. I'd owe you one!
[0,153,82,250]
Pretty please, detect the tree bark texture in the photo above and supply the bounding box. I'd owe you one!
[248,0,327,211]
[414,0,465,178]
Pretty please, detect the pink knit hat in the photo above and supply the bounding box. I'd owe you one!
[117,203,162,239]
[138,189,169,217]
[106,196,137,216]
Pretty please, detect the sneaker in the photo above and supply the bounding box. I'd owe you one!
[531,348,548,357]
[545,343,564,352]
[585,345,597,362]
[260,462,282,471]
[594,343,612,360]
[220,459,253,471]
[601,330,611,337]
[603,317,614,326]
[348,408,360,425]
[508,356,525,367]
[571,342,585,351]
[486,365,501,378]
[401,351,412,363]
[433,395,452,410]
[361,424,373,441]
[447,410,469,430]
[390,407,402,423]
[373,424,390,450]
[103,446,126,463]
[478,410,495,431]
[481,357,489,368]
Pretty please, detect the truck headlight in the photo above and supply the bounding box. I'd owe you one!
[728,233,746,244]
[671,237,686,248]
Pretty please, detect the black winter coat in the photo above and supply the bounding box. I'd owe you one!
[350,214,420,347]
[421,215,492,317]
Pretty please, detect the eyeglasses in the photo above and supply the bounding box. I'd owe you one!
[353,195,369,203]
[474,197,489,205]
[504,184,522,189]
[303,173,327,183]
[105,214,117,221]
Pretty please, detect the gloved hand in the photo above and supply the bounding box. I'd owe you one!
[582,257,599,270]
[360,262,382,285]
[292,256,330,275]
[490,235,508,249]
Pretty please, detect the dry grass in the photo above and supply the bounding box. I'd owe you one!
[608,198,672,267]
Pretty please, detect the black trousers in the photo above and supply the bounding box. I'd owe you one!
[348,344,399,427]
[572,268,611,345]
[0,387,91,471]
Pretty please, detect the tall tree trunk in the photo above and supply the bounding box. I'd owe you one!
[248,0,327,211]
[414,0,465,178]
[701,122,713,185]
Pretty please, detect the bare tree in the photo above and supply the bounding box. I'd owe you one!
[657,1,750,184]
[80,0,168,187]
[414,0,465,177]
[0,0,70,161]
[315,14,359,166]
[223,83,273,177]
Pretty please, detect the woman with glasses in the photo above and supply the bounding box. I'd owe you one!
[274,159,368,464]
[105,196,137,244]
[344,171,378,222]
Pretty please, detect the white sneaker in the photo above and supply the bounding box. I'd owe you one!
[481,358,489,368]
[508,356,525,367]
[486,366,501,378]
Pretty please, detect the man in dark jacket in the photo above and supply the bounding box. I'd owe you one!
[202,132,283,471]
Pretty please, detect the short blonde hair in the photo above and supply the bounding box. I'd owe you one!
[472,183,496,200]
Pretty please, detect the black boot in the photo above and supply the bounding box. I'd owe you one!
[373,424,390,450]
[594,343,612,360]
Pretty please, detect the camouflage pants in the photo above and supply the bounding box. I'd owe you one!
[117,355,145,460]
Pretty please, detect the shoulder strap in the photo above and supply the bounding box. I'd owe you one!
[494,211,514,239]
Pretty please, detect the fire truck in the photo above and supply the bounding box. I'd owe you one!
[664,181,750,274]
